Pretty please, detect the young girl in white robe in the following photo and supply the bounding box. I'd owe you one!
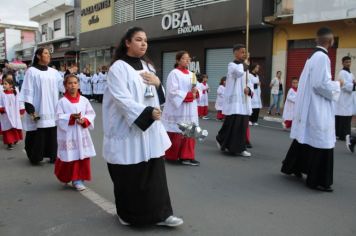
[215,76,226,121]
[54,74,96,191]
[161,51,201,166]
[249,64,262,125]
[282,78,298,129]
[197,74,209,119]
[0,73,24,149]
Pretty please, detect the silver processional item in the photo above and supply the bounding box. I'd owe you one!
[177,122,208,142]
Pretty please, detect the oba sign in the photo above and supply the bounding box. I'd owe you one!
[161,10,203,35]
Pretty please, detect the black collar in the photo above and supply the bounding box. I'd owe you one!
[122,55,143,70]
[343,67,351,73]
[309,47,328,59]
[233,60,243,65]
[33,64,48,71]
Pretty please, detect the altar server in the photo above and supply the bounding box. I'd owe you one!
[54,74,96,191]
[282,78,298,129]
[249,63,262,125]
[0,73,24,150]
[102,27,183,227]
[334,56,355,140]
[215,76,226,121]
[281,27,342,192]
[20,47,63,164]
[161,51,201,166]
[197,74,209,119]
[216,44,253,157]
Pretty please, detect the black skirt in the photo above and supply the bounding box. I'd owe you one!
[107,157,173,226]
[281,139,333,188]
[249,108,260,123]
[335,115,352,140]
[25,127,58,164]
[216,114,249,154]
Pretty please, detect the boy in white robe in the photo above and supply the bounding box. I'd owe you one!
[281,27,342,192]
[54,74,96,191]
[0,74,25,149]
[282,78,298,129]
[249,64,262,125]
[215,76,226,121]
[334,56,355,140]
[216,44,253,157]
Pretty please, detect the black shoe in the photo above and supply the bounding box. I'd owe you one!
[293,172,302,178]
[346,135,354,153]
[311,185,334,192]
[49,157,56,164]
[267,111,272,115]
[246,144,253,149]
[180,159,200,166]
[7,144,14,150]
[276,112,281,116]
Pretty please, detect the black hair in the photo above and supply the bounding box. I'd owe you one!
[342,56,351,63]
[111,27,154,69]
[174,51,190,68]
[249,63,259,73]
[233,44,246,52]
[63,73,79,85]
[32,47,49,66]
[291,77,298,82]
[219,76,226,85]
[317,27,333,37]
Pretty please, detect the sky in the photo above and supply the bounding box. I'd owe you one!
[0,0,43,25]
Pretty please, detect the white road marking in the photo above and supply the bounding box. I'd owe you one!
[79,187,116,215]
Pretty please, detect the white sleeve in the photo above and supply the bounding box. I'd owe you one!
[338,71,354,93]
[56,100,72,130]
[167,71,189,109]
[82,98,96,130]
[286,89,297,103]
[19,68,34,104]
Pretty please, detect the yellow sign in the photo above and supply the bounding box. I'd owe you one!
[81,0,113,33]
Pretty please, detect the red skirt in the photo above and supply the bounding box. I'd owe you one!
[165,132,195,161]
[198,106,208,117]
[54,158,91,183]
[216,111,225,120]
[2,128,23,144]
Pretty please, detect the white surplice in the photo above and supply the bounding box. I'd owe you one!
[222,62,253,116]
[102,60,171,165]
[56,96,96,162]
[161,69,199,133]
[282,88,297,121]
[19,67,62,131]
[291,47,341,149]
[91,73,99,95]
[334,69,355,116]
[215,85,225,111]
[0,89,24,131]
[97,72,107,95]
[249,73,262,109]
[197,82,209,106]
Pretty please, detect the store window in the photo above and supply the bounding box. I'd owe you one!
[54,19,61,31]
[66,11,75,36]
[41,23,48,35]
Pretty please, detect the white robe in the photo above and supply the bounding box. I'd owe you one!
[334,69,355,116]
[97,72,107,95]
[222,62,253,116]
[249,73,262,109]
[0,89,24,131]
[161,69,199,133]
[19,67,62,131]
[197,82,209,106]
[91,73,99,95]
[102,60,171,165]
[291,47,341,149]
[215,85,225,111]
[282,88,297,121]
[80,74,92,95]
[56,95,96,162]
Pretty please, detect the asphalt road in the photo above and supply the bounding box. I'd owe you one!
[1,102,355,236]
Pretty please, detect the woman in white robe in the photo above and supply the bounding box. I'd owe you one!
[19,48,63,164]
[55,74,96,191]
[161,51,201,166]
[249,64,262,125]
[102,27,183,227]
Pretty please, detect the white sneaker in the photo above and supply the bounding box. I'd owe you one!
[249,121,253,126]
[239,151,251,157]
[72,181,86,191]
[118,216,130,226]
[202,116,210,120]
[156,216,183,227]
[253,123,259,126]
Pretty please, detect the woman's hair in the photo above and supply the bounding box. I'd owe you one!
[276,70,282,75]
[32,47,49,66]
[174,50,189,68]
[111,27,154,69]
[63,73,79,86]
[249,63,259,73]
[2,73,16,95]
[198,74,208,83]
[219,76,226,85]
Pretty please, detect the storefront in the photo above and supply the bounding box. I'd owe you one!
[80,0,274,106]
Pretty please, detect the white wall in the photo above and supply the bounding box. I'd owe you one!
[5,29,21,61]
[38,10,71,41]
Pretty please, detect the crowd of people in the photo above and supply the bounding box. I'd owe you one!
[0,26,354,227]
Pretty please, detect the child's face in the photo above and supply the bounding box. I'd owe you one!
[222,80,226,86]
[2,81,12,90]
[292,80,298,88]
[203,77,208,82]
[234,48,247,61]
[65,76,79,94]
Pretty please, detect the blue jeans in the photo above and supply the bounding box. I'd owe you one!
[269,91,282,113]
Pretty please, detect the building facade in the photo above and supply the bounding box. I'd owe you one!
[29,0,81,68]
[79,0,274,106]
[266,0,356,98]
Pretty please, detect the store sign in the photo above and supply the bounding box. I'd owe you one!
[88,15,100,25]
[81,0,111,16]
[188,61,200,74]
[161,10,203,35]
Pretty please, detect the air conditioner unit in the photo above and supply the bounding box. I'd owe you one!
[46,27,54,40]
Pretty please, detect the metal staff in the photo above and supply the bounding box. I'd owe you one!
[245,0,250,88]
